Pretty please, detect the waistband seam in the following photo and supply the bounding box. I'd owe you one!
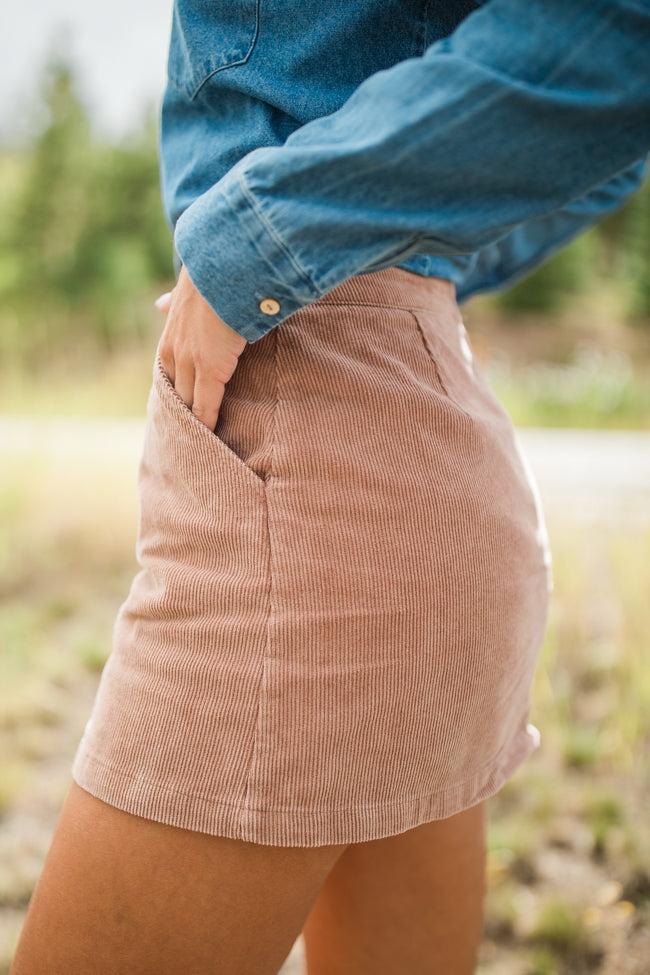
[306,298,460,315]
[306,267,458,312]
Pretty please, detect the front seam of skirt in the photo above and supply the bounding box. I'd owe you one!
[238,327,280,837]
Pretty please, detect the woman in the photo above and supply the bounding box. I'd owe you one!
[11,1,649,973]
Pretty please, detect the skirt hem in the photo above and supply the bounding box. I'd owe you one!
[70,722,541,848]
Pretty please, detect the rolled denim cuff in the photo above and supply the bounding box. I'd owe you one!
[173,157,322,343]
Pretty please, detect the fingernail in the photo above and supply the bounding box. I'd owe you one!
[154,292,172,308]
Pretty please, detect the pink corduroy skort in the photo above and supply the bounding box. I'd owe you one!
[71,267,553,847]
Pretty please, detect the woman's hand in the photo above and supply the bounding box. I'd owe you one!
[154,266,248,431]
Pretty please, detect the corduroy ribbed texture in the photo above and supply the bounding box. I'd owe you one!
[71,266,553,847]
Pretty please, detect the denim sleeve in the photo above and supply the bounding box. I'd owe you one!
[174,0,650,342]
[447,157,650,301]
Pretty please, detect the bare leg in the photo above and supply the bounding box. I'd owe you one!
[10,780,346,975]
[302,800,487,975]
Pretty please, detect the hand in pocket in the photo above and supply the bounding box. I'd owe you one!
[154,266,248,432]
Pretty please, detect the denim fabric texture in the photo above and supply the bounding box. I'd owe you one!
[160,0,650,343]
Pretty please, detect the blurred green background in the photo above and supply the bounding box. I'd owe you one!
[1,57,649,975]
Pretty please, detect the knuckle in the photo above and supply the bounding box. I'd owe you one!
[204,350,237,382]
[175,349,193,368]
[198,363,226,390]
[158,342,174,366]
[191,404,211,423]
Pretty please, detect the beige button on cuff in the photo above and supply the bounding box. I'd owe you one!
[259,297,281,315]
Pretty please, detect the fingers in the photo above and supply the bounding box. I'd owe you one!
[174,357,196,410]
[153,269,246,431]
[192,370,226,433]
[158,345,225,432]
[157,339,175,386]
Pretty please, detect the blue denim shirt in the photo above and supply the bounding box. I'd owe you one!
[160,0,650,343]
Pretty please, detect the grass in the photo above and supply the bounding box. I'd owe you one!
[0,341,156,418]
[531,898,592,953]
[488,348,650,430]
[467,285,650,430]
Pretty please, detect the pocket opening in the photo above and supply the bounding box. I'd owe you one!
[153,353,267,493]
[409,310,478,421]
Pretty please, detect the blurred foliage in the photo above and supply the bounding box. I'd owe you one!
[489,347,650,430]
[494,181,650,319]
[624,181,650,319]
[495,233,600,315]
[0,57,173,366]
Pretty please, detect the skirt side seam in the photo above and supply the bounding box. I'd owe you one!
[238,327,280,831]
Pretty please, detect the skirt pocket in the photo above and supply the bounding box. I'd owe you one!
[167,0,260,100]
[152,352,268,495]
[410,308,508,423]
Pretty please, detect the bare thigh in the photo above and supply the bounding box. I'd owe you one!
[302,800,487,975]
[10,780,346,975]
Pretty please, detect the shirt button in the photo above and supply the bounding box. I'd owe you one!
[259,297,281,315]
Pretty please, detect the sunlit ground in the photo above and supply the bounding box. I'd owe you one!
[1,410,649,975]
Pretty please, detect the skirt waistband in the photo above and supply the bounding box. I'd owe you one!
[314,267,457,313]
